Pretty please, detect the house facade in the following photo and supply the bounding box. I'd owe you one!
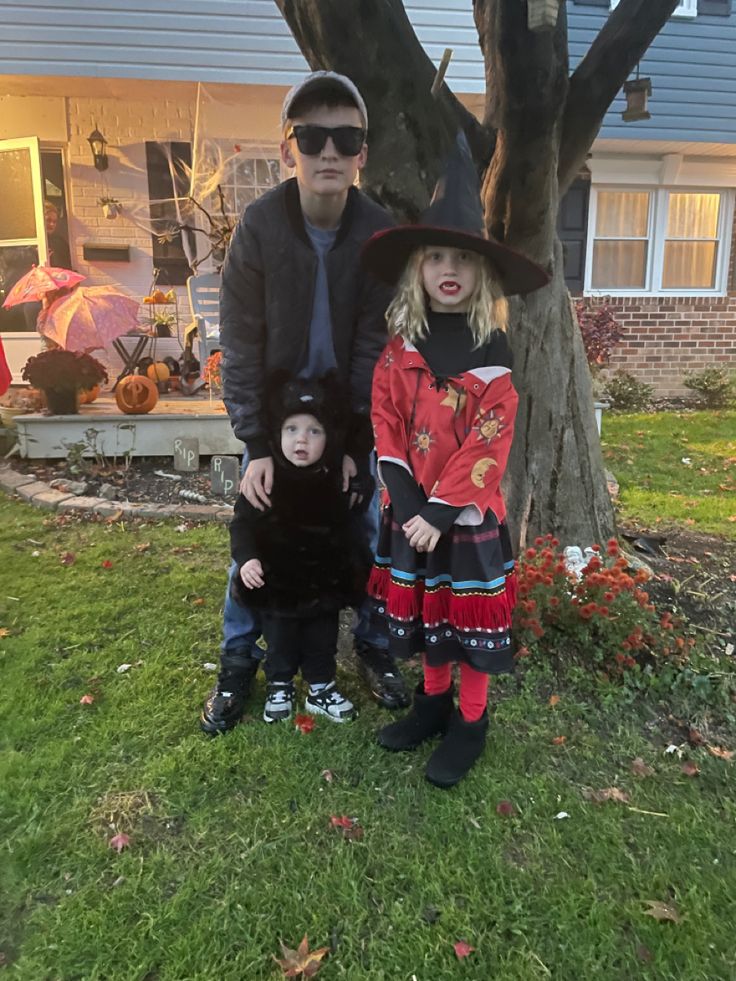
[0,0,734,392]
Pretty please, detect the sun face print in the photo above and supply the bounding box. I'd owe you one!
[473,408,505,446]
[413,427,435,455]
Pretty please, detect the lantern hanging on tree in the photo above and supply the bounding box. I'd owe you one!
[622,76,652,122]
[527,0,561,33]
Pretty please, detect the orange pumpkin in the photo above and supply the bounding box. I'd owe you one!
[79,384,101,405]
[115,374,159,415]
[146,361,170,383]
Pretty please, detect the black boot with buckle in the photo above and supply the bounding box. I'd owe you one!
[200,650,261,735]
[355,640,411,709]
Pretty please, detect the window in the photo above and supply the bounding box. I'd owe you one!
[586,188,733,295]
[145,141,194,287]
[610,0,697,16]
[215,146,281,223]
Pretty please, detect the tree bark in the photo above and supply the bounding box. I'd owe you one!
[275,0,494,218]
[272,0,681,546]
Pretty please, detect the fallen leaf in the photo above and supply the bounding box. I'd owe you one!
[273,934,329,978]
[108,833,130,853]
[496,800,517,817]
[134,542,151,553]
[636,944,653,962]
[320,769,335,783]
[60,552,76,566]
[548,694,560,707]
[0,627,10,638]
[453,940,475,959]
[79,694,95,705]
[707,745,734,761]
[294,714,315,734]
[421,906,441,924]
[203,662,217,671]
[680,761,700,777]
[191,597,205,606]
[688,728,705,747]
[116,663,132,674]
[582,787,630,804]
[552,735,567,745]
[554,811,570,820]
[101,559,114,570]
[329,815,363,840]
[643,899,681,924]
[631,757,655,777]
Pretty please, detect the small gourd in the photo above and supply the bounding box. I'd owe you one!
[146,361,170,383]
[79,384,100,405]
[115,374,159,415]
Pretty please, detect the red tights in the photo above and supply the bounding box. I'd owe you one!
[422,658,489,722]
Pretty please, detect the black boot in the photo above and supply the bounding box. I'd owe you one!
[377,684,454,751]
[425,709,489,788]
[200,650,261,735]
[355,640,411,710]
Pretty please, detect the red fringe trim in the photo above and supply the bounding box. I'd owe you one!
[424,586,514,632]
[386,580,425,621]
[367,566,391,601]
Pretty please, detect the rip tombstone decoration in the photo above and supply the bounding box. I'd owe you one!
[173,437,199,472]
[210,455,239,498]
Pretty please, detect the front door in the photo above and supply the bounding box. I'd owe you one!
[0,137,48,382]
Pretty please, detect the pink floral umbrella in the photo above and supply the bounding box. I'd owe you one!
[39,286,140,352]
[2,265,85,308]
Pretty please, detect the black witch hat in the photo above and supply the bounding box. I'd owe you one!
[362,133,550,296]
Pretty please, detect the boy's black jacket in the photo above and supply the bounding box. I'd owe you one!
[219,178,394,459]
[230,459,374,619]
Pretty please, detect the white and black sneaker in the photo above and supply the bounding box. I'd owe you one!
[263,681,295,723]
[305,682,355,723]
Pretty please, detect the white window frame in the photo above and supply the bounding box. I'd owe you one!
[585,186,734,297]
[610,0,697,18]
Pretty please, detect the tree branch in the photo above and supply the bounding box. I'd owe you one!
[274,0,494,217]
[558,0,680,193]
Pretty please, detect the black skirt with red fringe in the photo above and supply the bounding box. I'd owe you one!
[367,505,517,674]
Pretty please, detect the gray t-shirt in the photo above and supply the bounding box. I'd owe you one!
[299,219,338,378]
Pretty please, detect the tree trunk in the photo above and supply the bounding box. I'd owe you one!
[273,0,681,546]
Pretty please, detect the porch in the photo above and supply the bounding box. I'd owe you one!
[11,390,243,459]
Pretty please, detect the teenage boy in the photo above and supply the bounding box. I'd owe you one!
[200,71,411,734]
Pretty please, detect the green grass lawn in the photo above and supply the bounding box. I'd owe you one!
[1,498,735,980]
[601,410,736,539]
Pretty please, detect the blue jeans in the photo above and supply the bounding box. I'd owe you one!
[221,451,387,656]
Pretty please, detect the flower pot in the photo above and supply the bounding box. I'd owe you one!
[44,387,79,415]
[0,406,25,429]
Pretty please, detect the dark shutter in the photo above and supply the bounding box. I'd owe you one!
[145,141,194,286]
[572,0,609,6]
[557,178,590,293]
[697,0,731,14]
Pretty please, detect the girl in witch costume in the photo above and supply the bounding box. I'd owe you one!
[362,134,549,788]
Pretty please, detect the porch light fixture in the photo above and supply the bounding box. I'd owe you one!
[87,125,109,171]
[622,67,652,122]
[527,0,561,32]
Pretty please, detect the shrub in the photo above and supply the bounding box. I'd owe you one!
[514,535,694,681]
[604,370,653,412]
[682,365,735,409]
[574,300,624,369]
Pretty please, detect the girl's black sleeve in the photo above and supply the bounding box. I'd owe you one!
[380,462,426,525]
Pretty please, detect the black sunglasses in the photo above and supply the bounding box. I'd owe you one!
[286,124,366,157]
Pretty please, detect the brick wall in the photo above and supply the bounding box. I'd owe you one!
[582,209,736,397]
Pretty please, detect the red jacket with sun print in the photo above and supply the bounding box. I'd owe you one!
[371,335,518,525]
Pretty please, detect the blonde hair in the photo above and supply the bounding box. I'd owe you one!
[385,246,509,346]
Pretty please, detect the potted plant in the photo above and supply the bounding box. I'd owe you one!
[203,350,222,393]
[21,349,108,415]
[0,387,45,428]
[98,196,122,220]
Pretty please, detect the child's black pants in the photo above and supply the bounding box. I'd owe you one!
[262,610,339,684]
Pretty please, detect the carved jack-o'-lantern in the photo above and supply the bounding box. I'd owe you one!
[79,384,100,405]
[146,361,170,383]
[115,374,159,415]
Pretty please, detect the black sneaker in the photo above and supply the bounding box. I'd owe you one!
[199,652,260,735]
[355,641,411,710]
[263,681,295,724]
